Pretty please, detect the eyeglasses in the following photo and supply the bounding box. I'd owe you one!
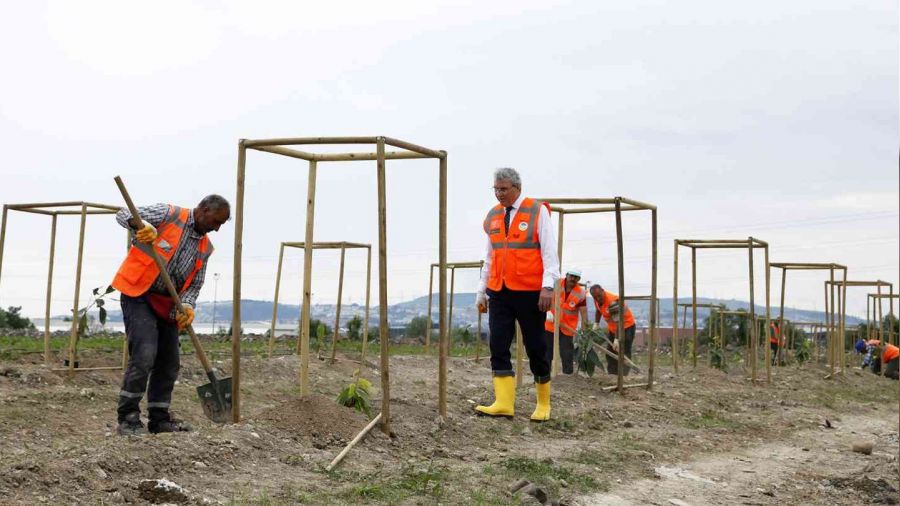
[492,186,513,194]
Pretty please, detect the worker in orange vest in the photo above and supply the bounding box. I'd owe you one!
[112,196,230,435]
[589,284,636,375]
[867,340,900,380]
[543,268,588,374]
[769,321,785,366]
[475,168,560,421]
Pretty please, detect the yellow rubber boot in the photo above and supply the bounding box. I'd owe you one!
[530,381,551,422]
[474,376,516,418]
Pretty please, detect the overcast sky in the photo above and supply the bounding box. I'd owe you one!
[0,0,896,321]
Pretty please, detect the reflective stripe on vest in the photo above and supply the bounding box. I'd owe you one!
[111,205,213,297]
[483,198,547,291]
[545,280,585,336]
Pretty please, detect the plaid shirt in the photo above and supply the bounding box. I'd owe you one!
[116,203,208,313]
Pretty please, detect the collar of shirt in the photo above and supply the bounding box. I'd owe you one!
[508,193,526,212]
[184,208,202,238]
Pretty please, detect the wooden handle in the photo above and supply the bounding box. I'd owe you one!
[113,176,215,374]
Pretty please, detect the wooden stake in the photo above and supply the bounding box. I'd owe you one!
[552,211,565,377]
[425,264,434,354]
[360,246,372,371]
[747,240,757,384]
[326,413,383,472]
[828,269,835,377]
[330,245,346,365]
[66,204,87,377]
[776,262,786,372]
[515,322,524,387]
[672,240,679,372]
[691,246,698,368]
[601,382,651,392]
[299,160,317,396]
[437,152,448,420]
[44,214,57,365]
[840,268,847,374]
[0,205,7,306]
[231,141,247,423]
[764,244,771,384]
[614,198,625,393]
[268,243,285,358]
[448,266,456,338]
[376,138,391,434]
[648,208,657,389]
[476,306,482,362]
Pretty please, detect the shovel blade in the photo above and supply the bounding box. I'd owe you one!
[197,376,233,424]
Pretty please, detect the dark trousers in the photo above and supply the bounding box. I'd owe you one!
[117,294,181,422]
[543,330,574,374]
[770,342,778,365]
[487,287,550,383]
[606,325,636,375]
[881,357,900,380]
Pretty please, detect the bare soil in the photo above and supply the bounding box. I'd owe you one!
[0,344,898,505]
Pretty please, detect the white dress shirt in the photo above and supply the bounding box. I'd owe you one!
[477,193,560,294]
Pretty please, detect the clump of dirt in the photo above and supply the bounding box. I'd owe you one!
[255,394,369,447]
[829,476,898,504]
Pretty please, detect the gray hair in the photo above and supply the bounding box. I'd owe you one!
[198,194,231,213]
[494,167,522,188]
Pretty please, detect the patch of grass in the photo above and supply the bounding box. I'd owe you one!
[684,409,742,430]
[500,456,599,493]
[336,462,450,503]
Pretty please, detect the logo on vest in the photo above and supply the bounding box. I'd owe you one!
[518,222,528,231]
[569,301,576,307]
[157,239,173,253]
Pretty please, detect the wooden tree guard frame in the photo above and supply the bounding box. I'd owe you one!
[424,261,484,362]
[535,197,658,394]
[266,241,372,369]
[769,262,848,379]
[825,280,893,375]
[0,201,126,373]
[675,302,724,368]
[673,238,771,383]
[867,293,898,346]
[791,321,826,364]
[233,136,447,431]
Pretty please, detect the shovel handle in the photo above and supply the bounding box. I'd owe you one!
[113,176,216,376]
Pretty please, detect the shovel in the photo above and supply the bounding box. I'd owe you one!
[114,176,232,423]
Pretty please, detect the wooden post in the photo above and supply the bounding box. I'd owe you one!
[376,138,392,434]
[360,246,372,368]
[448,266,456,338]
[515,322,524,387]
[551,212,564,376]
[66,204,88,376]
[299,160,317,395]
[267,243,285,358]
[691,247,698,368]
[476,307,482,362]
[672,241,679,371]
[648,208,657,389]
[828,270,835,377]
[44,214,57,365]
[425,264,434,354]
[614,198,625,393]
[890,285,895,346]
[776,263,786,373]
[747,240,757,384]
[840,269,847,374]
[231,141,247,422]
[867,294,872,342]
[877,284,884,350]
[326,412,383,472]
[763,244,771,383]
[0,205,7,305]
[437,153,448,420]
[330,244,346,365]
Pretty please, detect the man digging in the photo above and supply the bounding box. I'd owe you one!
[112,196,230,435]
[589,284,636,376]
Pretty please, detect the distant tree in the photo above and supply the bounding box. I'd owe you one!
[453,325,475,346]
[347,315,363,341]
[406,315,432,339]
[0,306,34,330]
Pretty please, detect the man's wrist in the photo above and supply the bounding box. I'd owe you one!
[542,286,553,292]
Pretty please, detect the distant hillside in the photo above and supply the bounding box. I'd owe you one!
[99,293,859,328]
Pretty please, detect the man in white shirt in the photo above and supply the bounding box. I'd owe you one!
[474,168,560,421]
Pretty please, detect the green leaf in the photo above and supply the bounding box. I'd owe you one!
[105,285,116,295]
[92,287,100,296]
[99,307,107,325]
[95,299,105,308]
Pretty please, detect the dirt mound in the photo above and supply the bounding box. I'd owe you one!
[829,477,898,504]
[254,394,369,447]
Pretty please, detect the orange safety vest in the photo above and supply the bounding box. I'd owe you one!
[483,198,549,291]
[769,323,783,346]
[544,279,586,336]
[883,344,899,363]
[112,205,214,297]
[593,290,635,334]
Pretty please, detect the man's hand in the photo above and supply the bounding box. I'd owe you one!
[592,322,600,331]
[611,338,620,352]
[546,311,554,323]
[135,220,157,244]
[538,288,553,312]
[476,291,488,313]
[176,304,194,329]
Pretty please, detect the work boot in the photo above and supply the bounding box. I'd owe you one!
[475,376,516,418]
[530,381,551,422]
[116,412,146,436]
[148,417,193,434]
